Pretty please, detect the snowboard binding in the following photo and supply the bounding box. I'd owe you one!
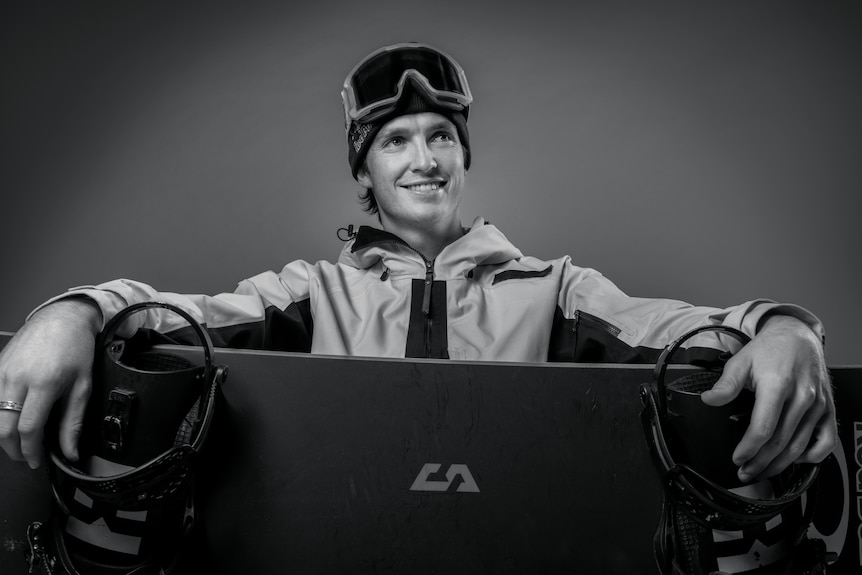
[640,325,827,574]
[27,302,227,574]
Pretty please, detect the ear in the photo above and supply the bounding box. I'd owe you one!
[356,165,372,189]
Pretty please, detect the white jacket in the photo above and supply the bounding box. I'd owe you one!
[36,217,823,363]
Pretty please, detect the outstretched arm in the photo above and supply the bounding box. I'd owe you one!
[0,298,101,468]
[701,314,836,482]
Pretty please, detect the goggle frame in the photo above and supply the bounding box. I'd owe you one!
[341,42,472,129]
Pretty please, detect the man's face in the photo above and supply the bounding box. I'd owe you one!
[357,112,466,232]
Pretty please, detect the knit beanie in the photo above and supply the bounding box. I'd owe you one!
[347,82,471,178]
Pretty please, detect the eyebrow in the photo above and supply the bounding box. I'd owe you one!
[376,119,456,141]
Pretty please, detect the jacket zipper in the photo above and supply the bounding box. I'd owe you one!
[575,310,622,336]
[361,238,436,357]
[422,259,434,358]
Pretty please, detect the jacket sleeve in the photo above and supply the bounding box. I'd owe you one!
[26,263,315,352]
[549,259,825,364]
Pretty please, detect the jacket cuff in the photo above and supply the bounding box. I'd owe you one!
[740,301,825,345]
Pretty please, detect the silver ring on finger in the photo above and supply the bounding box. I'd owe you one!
[0,400,24,412]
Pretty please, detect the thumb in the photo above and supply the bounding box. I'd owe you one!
[701,359,747,407]
[59,375,91,462]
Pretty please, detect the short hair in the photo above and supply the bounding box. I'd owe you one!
[358,188,380,216]
[357,160,380,216]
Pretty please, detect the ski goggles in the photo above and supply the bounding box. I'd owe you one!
[342,42,472,128]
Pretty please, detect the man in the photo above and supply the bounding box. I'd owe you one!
[0,42,835,490]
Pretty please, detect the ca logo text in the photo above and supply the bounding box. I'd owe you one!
[409,463,480,493]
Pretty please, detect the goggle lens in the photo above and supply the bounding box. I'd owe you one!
[351,48,465,107]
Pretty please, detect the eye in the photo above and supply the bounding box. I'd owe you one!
[383,136,405,148]
[432,131,454,143]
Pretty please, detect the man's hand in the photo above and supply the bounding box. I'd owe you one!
[701,315,836,482]
[0,298,102,468]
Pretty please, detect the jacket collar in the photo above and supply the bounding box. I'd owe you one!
[337,216,523,279]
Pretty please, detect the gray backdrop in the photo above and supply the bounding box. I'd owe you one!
[2,1,859,363]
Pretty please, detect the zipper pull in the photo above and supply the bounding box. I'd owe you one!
[422,260,434,316]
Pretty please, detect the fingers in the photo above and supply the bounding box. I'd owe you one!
[0,304,100,468]
[0,391,27,463]
[702,319,837,482]
[0,388,50,469]
[0,364,88,469]
[17,395,47,469]
[734,376,826,482]
[59,376,91,462]
[18,382,66,469]
[798,402,838,464]
[742,396,819,480]
[701,359,747,407]
[12,372,93,467]
[732,376,793,473]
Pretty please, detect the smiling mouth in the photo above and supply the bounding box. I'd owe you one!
[403,181,445,192]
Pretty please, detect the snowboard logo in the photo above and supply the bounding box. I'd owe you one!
[409,463,480,493]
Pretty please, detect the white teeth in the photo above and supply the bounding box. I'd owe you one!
[406,182,442,192]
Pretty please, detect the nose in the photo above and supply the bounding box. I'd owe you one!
[410,140,437,172]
